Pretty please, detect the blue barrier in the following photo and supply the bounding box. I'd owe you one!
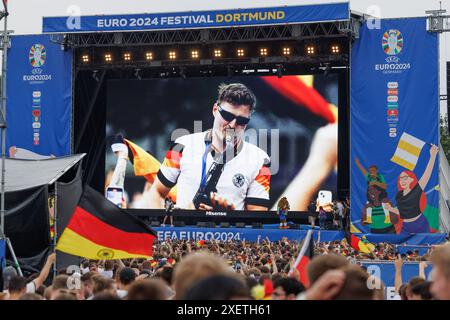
[155,226,344,242]
[395,245,432,256]
[154,224,445,245]
[154,225,446,245]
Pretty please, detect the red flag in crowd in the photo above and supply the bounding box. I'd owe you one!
[290,229,314,287]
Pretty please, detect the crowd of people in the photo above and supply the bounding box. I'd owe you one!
[1,237,449,300]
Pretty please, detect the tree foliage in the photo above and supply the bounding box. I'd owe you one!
[440,114,450,162]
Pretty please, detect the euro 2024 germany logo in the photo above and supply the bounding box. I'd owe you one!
[382,29,403,56]
[29,44,46,67]
[375,29,409,74]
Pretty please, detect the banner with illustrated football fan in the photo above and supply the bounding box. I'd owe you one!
[350,18,440,237]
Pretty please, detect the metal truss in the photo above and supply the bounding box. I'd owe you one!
[75,54,348,71]
[51,20,357,48]
[426,8,450,32]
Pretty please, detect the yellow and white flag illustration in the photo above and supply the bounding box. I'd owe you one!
[390,132,425,170]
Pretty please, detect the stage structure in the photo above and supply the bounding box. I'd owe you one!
[3,2,445,245]
[47,3,356,200]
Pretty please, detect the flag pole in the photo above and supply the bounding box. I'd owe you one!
[0,0,22,277]
[288,229,313,277]
[53,183,58,279]
[0,0,9,244]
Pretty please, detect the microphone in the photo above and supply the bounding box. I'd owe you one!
[225,129,233,148]
[192,129,234,209]
[222,129,235,163]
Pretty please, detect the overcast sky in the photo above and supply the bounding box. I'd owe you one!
[4,0,450,113]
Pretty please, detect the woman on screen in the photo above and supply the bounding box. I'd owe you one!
[384,144,438,234]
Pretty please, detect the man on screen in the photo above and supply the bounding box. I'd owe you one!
[145,83,271,211]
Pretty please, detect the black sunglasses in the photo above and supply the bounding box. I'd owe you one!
[217,104,250,126]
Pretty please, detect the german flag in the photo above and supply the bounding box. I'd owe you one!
[124,139,161,183]
[56,185,156,260]
[124,138,178,202]
[291,229,314,287]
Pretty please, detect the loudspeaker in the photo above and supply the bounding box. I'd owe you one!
[151,221,161,227]
[235,222,246,228]
[174,221,185,227]
[219,222,230,228]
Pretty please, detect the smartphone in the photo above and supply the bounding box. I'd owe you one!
[106,186,124,208]
[317,190,332,207]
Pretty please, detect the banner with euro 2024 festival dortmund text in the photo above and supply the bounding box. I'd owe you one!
[5,35,72,157]
[42,3,349,33]
[350,18,439,238]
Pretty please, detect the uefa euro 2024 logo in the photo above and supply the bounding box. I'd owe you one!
[375,29,409,73]
[29,44,46,68]
[382,29,403,56]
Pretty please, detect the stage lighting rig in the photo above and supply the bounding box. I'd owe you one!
[169,51,177,60]
[306,45,316,56]
[282,47,291,55]
[331,44,341,55]
[123,52,131,61]
[191,50,199,59]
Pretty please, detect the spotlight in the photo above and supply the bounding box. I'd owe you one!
[282,47,291,55]
[191,50,199,59]
[104,53,112,62]
[81,54,89,63]
[169,51,176,60]
[145,52,153,60]
[123,52,131,61]
[306,45,316,56]
[260,48,268,56]
[331,44,341,55]
[236,48,245,57]
[213,49,222,58]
